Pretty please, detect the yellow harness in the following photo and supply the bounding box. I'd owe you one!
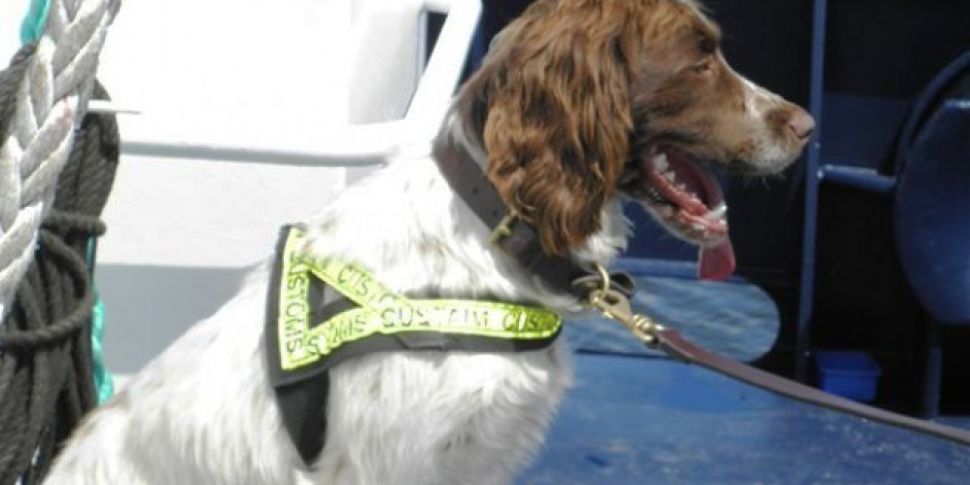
[265,226,563,463]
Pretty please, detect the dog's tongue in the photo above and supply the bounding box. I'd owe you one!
[698,239,736,281]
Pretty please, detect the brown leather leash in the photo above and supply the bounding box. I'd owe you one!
[432,122,970,449]
[583,268,970,447]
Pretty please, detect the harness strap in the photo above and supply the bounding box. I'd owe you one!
[266,226,564,464]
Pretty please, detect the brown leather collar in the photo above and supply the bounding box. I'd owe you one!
[432,126,634,300]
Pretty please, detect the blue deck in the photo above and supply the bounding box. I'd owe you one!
[521,352,970,485]
[517,275,970,484]
[563,274,779,362]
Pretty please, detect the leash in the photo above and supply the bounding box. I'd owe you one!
[431,124,970,448]
[582,266,970,447]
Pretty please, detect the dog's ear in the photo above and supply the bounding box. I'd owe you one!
[458,2,634,256]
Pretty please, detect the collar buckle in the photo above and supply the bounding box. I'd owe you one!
[489,212,519,246]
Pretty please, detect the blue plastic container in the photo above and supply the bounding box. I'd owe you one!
[815,351,882,402]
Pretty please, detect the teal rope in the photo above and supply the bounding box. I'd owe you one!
[20,0,52,44]
[86,240,114,404]
[90,290,113,403]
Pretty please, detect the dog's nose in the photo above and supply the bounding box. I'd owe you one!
[788,109,815,141]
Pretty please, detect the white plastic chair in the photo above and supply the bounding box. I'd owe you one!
[107,0,481,166]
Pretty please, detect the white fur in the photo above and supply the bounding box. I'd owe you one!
[739,74,804,172]
[45,122,629,485]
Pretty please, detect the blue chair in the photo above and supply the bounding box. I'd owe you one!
[893,51,970,417]
[894,51,970,324]
[815,50,969,415]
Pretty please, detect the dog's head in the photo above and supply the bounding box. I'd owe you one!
[456,0,813,280]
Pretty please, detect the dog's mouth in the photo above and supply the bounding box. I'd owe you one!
[620,144,736,281]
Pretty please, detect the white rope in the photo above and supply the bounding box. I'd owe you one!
[0,0,120,319]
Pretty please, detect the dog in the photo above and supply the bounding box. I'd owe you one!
[45,1,812,483]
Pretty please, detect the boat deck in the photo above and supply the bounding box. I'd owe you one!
[520,275,970,484]
[522,352,970,484]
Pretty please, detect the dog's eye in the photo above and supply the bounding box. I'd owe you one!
[691,57,714,74]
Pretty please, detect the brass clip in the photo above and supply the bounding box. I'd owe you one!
[489,213,518,246]
[586,264,665,347]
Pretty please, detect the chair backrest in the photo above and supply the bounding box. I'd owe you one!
[894,50,970,176]
[894,51,970,325]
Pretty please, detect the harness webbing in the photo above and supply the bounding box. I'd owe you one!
[265,225,563,464]
[275,227,561,373]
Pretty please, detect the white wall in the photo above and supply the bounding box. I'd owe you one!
[0,3,26,59]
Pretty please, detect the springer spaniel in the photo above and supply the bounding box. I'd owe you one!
[46,1,812,484]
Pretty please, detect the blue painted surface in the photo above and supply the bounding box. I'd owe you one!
[818,165,896,193]
[542,283,967,483]
[820,94,911,169]
[520,353,970,485]
[566,275,779,363]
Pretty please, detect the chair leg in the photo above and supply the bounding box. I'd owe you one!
[920,321,942,419]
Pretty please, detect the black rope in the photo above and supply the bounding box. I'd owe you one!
[0,43,120,485]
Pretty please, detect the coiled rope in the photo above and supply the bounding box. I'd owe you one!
[0,1,120,483]
[0,0,119,318]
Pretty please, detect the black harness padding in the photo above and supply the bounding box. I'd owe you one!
[272,373,330,466]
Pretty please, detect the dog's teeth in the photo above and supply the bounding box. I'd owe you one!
[664,172,676,182]
[653,152,669,171]
[660,206,674,217]
[705,203,728,220]
[692,223,706,232]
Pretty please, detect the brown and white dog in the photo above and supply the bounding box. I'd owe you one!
[46,1,812,484]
